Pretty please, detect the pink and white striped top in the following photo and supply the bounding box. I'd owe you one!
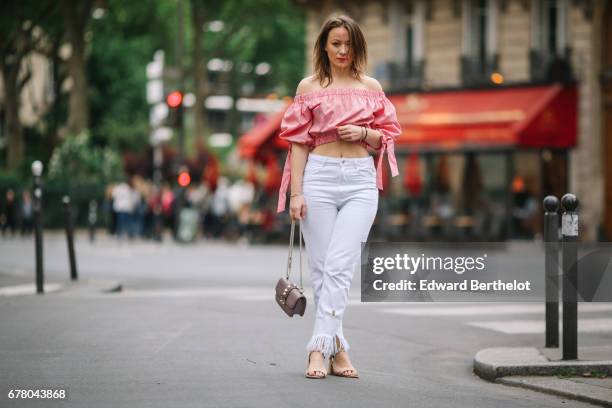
[277,87,402,213]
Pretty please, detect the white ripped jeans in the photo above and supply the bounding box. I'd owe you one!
[300,153,379,358]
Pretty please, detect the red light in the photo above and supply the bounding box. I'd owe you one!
[178,171,191,187]
[167,91,183,108]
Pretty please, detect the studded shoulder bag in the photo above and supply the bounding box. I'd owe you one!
[275,220,306,317]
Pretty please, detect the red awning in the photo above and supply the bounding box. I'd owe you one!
[238,109,287,159]
[390,84,577,150]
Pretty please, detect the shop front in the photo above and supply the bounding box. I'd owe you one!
[386,83,577,241]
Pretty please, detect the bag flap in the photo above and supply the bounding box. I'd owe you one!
[285,287,304,308]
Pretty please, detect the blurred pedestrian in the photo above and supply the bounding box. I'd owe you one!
[1,189,17,237]
[208,177,230,239]
[276,15,401,379]
[186,183,208,237]
[130,176,146,238]
[228,179,255,241]
[161,183,175,232]
[103,184,117,236]
[512,175,537,238]
[20,190,33,236]
[112,179,137,239]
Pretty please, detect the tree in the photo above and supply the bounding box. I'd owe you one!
[47,130,122,183]
[88,0,175,151]
[190,0,216,143]
[189,0,306,140]
[60,0,93,136]
[0,1,60,169]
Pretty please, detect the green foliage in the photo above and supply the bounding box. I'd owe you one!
[88,0,175,151]
[555,367,578,378]
[0,169,23,187]
[47,131,122,183]
[2,0,307,173]
[201,0,306,93]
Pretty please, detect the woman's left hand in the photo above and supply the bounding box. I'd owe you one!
[336,124,365,143]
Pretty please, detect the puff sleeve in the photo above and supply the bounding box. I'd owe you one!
[277,100,314,213]
[371,96,401,190]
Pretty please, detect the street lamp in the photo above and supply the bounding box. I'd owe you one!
[31,160,43,178]
[31,160,44,294]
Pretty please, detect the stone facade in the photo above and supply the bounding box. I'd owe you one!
[567,1,604,241]
[498,0,531,82]
[424,0,463,87]
[300,0,606,240]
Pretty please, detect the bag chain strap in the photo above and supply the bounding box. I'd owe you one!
[286,220,303,290]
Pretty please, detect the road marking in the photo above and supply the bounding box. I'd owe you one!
[107,287,271,298]
[154,323,192,354]
[0,283,63,296]
[468,318,612,334]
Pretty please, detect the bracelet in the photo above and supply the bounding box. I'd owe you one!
[361,127,367,142]
[290,192,303,198]
[364,129,378,148]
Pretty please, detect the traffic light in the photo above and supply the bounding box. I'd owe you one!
[166,90,184,128]
[178,167,191,187]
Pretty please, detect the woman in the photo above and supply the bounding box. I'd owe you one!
[277,14,401,379]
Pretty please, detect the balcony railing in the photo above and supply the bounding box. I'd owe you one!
[460,54,499,87]
[386,59,425,92]
[529,49,574,83]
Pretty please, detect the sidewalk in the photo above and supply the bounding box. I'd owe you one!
[474,346,612,407]
[0,271,121,296]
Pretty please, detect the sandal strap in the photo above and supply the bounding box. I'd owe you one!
[329,355,357,376]
[307,352,327,377]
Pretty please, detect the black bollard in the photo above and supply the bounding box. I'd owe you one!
[88,200,97,243]
[543,196,559,348]
[32,161,44,294]
[63,196,78,281]
[561,193,578,360]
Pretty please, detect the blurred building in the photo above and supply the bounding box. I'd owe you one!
[276,0,608,241]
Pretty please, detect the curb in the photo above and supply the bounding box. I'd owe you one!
[58,278,123,295]
[474,347,612,407]
[499,376,612,408]
[0,279,122,296]
[474,347,612,381]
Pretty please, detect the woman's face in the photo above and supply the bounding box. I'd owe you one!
[325,26,352,69]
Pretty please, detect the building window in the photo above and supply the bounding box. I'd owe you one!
[530,0,573,82]
[472,0,488,71]
[461,0,499,86]
[544,0,558,54]
[405,21,415,72]
[534,0,566,55]
[384,0,425,91]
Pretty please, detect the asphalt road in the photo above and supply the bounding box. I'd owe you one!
[0,232,610,407]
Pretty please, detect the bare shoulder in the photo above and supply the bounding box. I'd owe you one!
[362,75,383,91]
[295,76,319,95]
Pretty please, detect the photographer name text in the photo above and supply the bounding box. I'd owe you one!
[372,279,532,292]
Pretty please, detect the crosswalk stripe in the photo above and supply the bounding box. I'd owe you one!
[0,283,63,296]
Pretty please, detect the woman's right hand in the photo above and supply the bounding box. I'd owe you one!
[289,194,306,221]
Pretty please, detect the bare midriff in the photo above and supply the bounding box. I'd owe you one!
[311,140,369,158]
